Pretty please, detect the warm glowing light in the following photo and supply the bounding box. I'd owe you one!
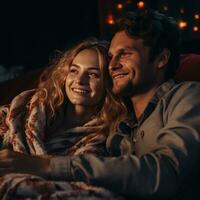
[178,20,188,29]
[137,1,145,9]
[126,0,131,4]
[163,5,168,11]
[117,3,123,10]
[194,14,200,20]
[106,14,114,25]
[180,8,184,14]
[193,26,199,32]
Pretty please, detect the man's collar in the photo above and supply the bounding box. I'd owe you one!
[150,79,175,104]
[123,79,176,126]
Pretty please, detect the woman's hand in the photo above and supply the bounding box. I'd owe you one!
[0,149,50,178]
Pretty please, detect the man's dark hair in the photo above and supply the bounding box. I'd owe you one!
[113,9,181,80]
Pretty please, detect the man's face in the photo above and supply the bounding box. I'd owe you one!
[108,31,158,97]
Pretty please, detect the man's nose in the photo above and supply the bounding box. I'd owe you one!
[109,57,122,72]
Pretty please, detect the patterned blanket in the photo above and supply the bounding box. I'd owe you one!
[0,173,124,200]
[0,90,124,200]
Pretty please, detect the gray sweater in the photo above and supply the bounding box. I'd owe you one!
[49,80,200,199]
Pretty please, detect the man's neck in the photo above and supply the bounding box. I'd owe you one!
[130,86,158,120]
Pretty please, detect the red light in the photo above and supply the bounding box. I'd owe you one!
[194,14,200,20]
[178,20,188,29]
[117,3,123,10]
[106,14,114,25]
[193,26,199,32]
[137,1,145,9]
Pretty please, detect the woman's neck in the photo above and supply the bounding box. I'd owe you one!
[64,103,97,129]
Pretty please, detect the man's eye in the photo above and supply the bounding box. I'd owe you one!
[120,52,132,58]
[108,54,113,61]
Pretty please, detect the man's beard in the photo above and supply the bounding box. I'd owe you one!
[112,81,135,97]
[112,79,155,98]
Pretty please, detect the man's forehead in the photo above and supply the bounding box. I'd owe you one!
[111,31,133,44]
[109,32,144,53]
[109,45,133,54]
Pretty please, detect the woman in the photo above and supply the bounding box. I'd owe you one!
[0,39,126,178]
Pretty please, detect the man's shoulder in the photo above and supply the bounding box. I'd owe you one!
[162,81,200,107]
[174,80,200,89]
[166,81,200,97]
[155,80,200,104]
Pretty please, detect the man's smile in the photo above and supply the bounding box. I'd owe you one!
[111,72,129,80]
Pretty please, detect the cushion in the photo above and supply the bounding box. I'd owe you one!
[175,54,200,82]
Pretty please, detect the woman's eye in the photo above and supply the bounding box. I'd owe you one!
[69,69,78,74]
[89,73,99,78]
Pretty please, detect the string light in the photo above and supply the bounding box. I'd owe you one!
[178,20,188,29]
[137,1,145,9]
[180,8,184,14]
[117,3,123,10]
[194,14,200,20]
[104,2,200,36]
[106,14,114,25]
[163,5,168,11]
[193,25,199,32]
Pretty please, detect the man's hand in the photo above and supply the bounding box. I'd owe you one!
[0,149,50,178]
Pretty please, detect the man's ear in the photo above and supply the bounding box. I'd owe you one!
[157,48,171,69]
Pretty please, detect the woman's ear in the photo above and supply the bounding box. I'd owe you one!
[157,48,171,69]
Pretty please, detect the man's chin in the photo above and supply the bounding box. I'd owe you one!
[111,79,131,95]
[112,83,135,97]
[112,86,126,96]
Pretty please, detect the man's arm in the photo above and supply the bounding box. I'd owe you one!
[49,83,200,199]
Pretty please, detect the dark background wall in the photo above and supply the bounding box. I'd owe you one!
[0,0,199,75]
[0,0,199,105]
[0,1,100,71]
[99,0,200,53]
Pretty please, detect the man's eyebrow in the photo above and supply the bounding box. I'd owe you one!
[119,47,138,52]
[109,47,137,56]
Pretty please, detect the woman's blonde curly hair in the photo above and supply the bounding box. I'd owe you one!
[38,38,126,135]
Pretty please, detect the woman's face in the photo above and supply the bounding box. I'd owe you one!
[65,49,105,107]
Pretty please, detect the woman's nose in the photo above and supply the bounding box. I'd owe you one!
[76,72,88,85]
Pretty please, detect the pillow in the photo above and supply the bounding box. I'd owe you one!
[175,54,200,82]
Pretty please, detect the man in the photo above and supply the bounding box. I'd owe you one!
[104,9,200,199]
[1,9,200,200]
[48,9,199,199]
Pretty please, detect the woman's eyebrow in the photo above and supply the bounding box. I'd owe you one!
[70,64,80,68]
[70,64,100,71]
